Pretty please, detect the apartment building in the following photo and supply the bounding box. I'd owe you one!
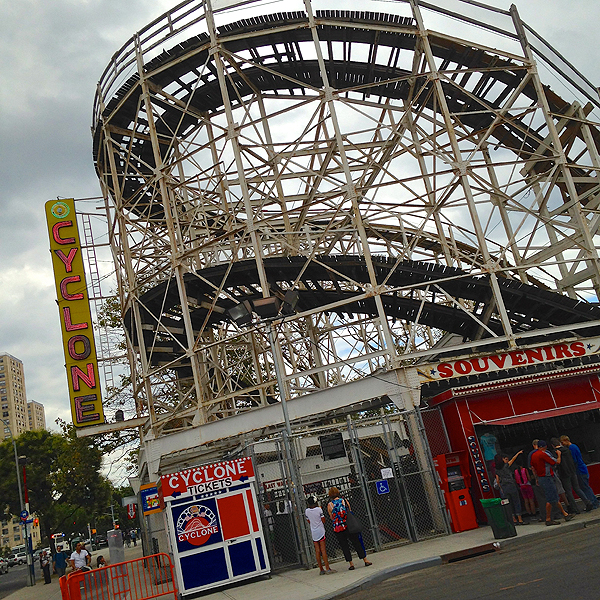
[27,400,46,431]
[0,353,30,440]
[0,516,41,550]
[0,354,46,549]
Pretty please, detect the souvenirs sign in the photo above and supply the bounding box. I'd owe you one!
[417,338,596,383]
[45,199,104,427]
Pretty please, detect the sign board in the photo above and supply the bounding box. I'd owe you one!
[140,483,161,516]
[161,457,269,595]
[127,504,137,519]
[159,457,254,503]
[45,199,104,427]
[319,433,346,460]
[20,510,28,522]
[417,338,596,384]
[376,480,390,495]
[380,467,393,479]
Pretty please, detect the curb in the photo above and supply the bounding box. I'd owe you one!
[315,515,600,600]
[316,557,442,600]
[494,513,600,550]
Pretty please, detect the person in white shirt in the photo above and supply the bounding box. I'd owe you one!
[69,542,91,571]
[305,497,335,575]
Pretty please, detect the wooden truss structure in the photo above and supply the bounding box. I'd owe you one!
[93,0,600,446]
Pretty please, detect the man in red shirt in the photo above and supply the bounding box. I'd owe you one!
[530,440,574,526]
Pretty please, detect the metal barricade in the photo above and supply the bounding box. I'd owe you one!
[60,553,177,600]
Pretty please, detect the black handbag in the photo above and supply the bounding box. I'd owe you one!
[346,511,363,534]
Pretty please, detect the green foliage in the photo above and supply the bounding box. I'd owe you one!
[0,426,115,545]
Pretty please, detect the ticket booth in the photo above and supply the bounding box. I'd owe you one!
[158,457,270,595]
[434,451,479,533]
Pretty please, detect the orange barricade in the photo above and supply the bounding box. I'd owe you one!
[60,553,178,600]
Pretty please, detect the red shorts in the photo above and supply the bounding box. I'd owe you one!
[519,483,534,500]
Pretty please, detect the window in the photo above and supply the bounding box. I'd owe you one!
[2,529,7,535]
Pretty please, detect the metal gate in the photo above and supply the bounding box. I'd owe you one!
[243,407,450,569]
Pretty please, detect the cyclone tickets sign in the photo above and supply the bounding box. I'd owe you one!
[159,457,254,503]
[417,338,597,383]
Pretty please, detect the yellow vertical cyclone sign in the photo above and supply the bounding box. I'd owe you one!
[45,199,105,427]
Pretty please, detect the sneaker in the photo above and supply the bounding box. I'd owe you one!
[319,570,326,576]
[585,505,595,512]
[546,520,561,526]
[564,514,574,522]
[325,569,336,574]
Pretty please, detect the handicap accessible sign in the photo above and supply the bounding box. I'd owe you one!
[376,480,389,495]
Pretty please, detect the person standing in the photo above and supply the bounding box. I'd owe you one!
[560,436,599,509]
[69,542,91,571]
[552,437,593,513]
[53,545,68,577]
[305,497,335,575]
[40,551,52,584]
[513,463,536,517]
[494,451,527,525]
[530,440,574,526]
[327,487,372,570]
[131,530,137,546]
[527,439,546,521]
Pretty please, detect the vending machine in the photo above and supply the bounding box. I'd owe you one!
[158,457,270,595]
[434,451,479,533]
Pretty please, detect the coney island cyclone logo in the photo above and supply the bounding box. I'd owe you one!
[176,504,218,546]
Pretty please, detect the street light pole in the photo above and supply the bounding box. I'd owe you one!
[1,420,35,586]
[268,323,292,437]
[267,322,312,567]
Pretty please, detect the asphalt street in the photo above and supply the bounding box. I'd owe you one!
[343,522,600,600]
[0,564,35,600]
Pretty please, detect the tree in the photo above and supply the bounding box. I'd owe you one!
[0,426,111,546]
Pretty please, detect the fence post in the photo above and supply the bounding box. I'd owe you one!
[280,432,313,568]
[346,417,381,551]
[248,442,277,571]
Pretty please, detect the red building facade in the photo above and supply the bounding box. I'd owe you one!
[423,353,600,521]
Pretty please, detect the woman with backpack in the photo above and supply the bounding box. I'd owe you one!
[327,487,372,570]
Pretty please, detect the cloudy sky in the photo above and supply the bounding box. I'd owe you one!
[0,0,598,481]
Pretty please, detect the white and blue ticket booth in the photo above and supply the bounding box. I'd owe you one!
[159,457,270,595]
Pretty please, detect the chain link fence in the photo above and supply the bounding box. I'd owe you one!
[243,407,451,570]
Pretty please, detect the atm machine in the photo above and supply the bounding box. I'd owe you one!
[434,451,479,533]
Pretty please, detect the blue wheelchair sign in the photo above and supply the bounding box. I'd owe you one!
[376,480,390,495]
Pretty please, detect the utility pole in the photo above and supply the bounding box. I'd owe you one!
[0,419,34,587]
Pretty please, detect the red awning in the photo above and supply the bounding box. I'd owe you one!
[469,401,600,426]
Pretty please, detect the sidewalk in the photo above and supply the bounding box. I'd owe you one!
[8,511,599,600]
[3,544,145,600]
